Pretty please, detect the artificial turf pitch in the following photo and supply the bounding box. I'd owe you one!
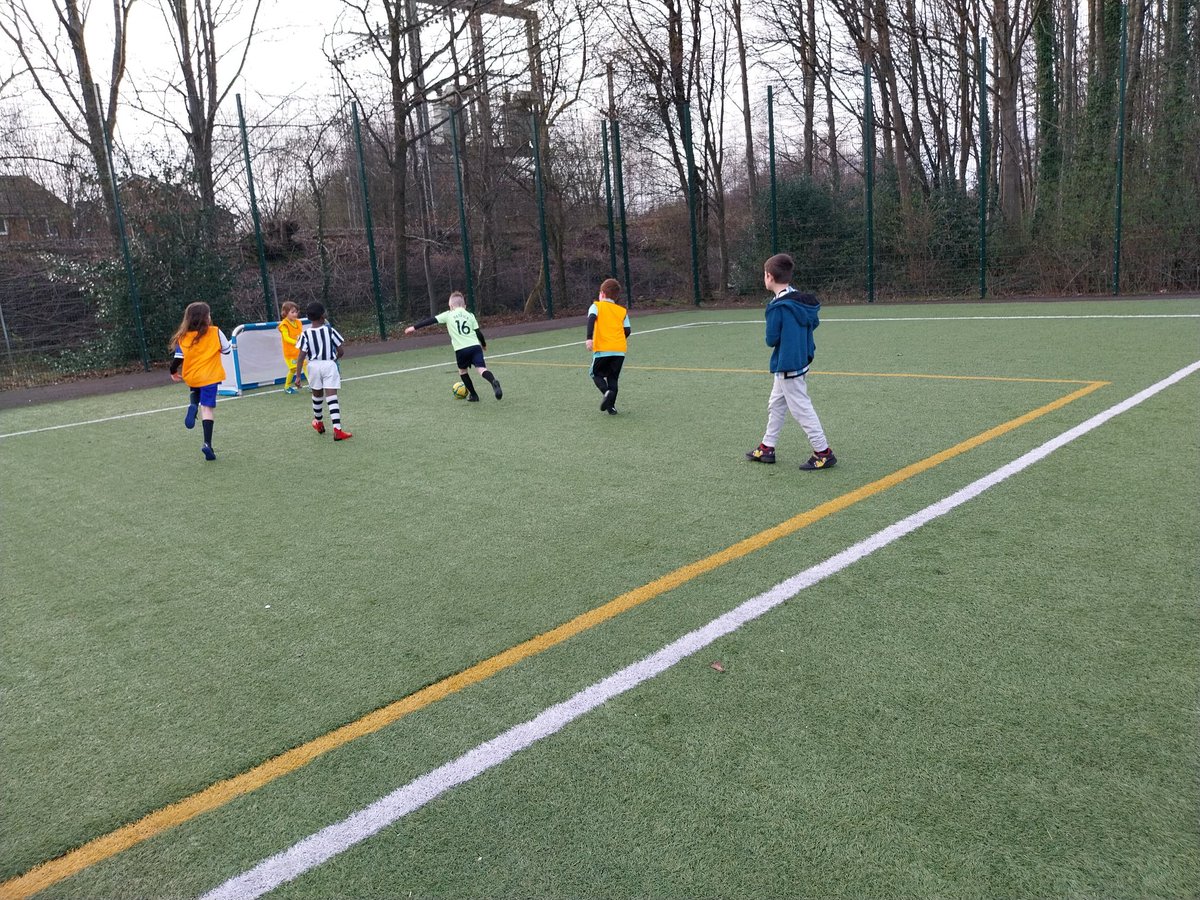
[2,300,1197,898]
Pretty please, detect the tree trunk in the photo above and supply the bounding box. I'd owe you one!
[731,0,757,196]
[1032,0,1060,229]
[991,0,1024,224]
[825,50,840,190]
[872,0,911,202]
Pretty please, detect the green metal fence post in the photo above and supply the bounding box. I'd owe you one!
[95,86,149,370]
[531,113,554,319]
[863,65,876,303]
[767,85,778,255]
[448,105,477,314]
[611,120,633,305]
[1112,1,1129,296]
[351,102,387,339]
[601,121,618,279]
[680,103,703,306]
[236,94,274,321]
[978,40,989,300]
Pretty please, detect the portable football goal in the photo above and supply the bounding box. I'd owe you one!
[218,319,308,395]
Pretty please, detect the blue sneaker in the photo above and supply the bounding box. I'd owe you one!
[284,386,298,395]
[184,403,198,429]
[799,450,836,470]
[201,443,216,461]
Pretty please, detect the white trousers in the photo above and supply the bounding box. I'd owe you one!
[762,372,829,452]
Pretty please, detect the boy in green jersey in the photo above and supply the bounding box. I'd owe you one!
[405,292,502,401]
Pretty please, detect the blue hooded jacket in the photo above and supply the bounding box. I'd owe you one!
[765,288,820,374]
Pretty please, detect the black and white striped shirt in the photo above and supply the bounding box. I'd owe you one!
[298,324,344,361]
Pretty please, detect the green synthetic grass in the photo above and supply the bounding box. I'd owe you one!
[2,300,1198,898]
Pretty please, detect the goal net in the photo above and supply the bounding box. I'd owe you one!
[218,320,308,395]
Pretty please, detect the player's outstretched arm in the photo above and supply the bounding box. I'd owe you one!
[405,316,439,335]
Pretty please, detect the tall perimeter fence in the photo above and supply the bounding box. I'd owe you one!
[1,43,1197,389]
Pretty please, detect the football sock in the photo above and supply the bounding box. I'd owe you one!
[189,388,201,405]
[460,373,476,396]
[202,419,213,444]
[312,398,323,420]
[481,370,497,385]
[328,397,342,428]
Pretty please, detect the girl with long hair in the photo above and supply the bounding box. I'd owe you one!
[168,302,231,461]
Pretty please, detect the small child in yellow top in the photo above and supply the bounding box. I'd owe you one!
[168,301,231,461]
[278,301,306,393]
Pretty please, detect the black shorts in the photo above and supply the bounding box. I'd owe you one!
[591,355,625,378]
[455,345,486,370]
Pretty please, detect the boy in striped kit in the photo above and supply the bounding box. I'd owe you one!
[586,278,630,414]
[293,302,352,440]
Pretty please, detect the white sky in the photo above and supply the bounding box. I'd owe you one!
[7,0,360,131]
[3,0,833,209]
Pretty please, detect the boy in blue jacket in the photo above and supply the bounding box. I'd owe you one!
[746,253,837,470]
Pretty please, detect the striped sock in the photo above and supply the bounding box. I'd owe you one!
[312,398,323,421]
[328,398,342,428]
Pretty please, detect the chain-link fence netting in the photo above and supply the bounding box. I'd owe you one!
[3,74,1196,391]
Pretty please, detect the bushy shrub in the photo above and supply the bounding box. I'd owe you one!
[55,189,236,367]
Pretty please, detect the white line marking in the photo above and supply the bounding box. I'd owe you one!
[3,314,1195,440]
[0,325,708,439]
[201,359,1200,900]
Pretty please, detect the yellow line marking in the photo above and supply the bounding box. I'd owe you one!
[500,359,1105,384]
[0,379,1109,900]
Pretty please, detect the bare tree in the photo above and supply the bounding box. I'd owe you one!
[990,0,1033,224]
[694,0,732,292]
[528,0,592,311]
[331,0,482,322]
[609,0,716,297]
[0,0,135,239]
[154,0,265,225]
[730,0,756,195]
